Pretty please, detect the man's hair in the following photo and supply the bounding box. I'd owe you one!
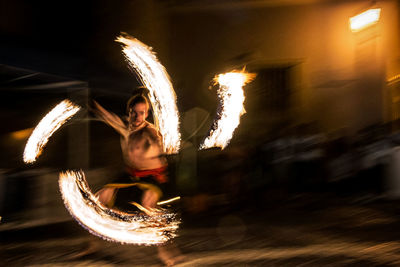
[126,93,150,113]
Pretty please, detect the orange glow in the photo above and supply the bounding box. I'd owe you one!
[388,74,400,84]
[11,128,33,140]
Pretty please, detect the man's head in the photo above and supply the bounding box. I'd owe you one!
[126,94,150,127]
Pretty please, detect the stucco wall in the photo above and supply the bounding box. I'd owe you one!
[166,0,400,134]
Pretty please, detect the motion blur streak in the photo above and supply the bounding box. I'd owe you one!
[23,100,80,163]
[116,34,181,154]
[158,196,181,206]
[200,71,256,150]
[59,170,180,245]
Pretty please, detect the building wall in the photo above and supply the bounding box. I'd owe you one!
[166,0,400,135]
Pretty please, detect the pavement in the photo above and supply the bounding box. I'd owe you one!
[2,192,400,266]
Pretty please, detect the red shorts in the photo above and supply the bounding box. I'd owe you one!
[125,166,168,184]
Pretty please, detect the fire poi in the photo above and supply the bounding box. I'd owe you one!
[200,71,256,150]
[59,170,179,245]
[23,99,81,163]
[22,35,255,246]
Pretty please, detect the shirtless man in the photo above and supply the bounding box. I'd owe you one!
[93,94,166,209]
[92,94,182,265]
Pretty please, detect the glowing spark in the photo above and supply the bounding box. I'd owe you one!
[59,170,180,245]
[129,201,155,215]
[157,196,181,206]
[350,8,381,32]
[116,34,181,154]
[200,71,256,150]
[23,100,80,163]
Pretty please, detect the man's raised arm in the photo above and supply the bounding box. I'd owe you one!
[91,100,127,136]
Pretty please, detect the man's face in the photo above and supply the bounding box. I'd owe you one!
[129,103,148,127]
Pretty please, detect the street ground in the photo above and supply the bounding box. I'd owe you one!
[2,192,400,266]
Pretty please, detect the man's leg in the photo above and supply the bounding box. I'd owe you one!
[96,187,116,207]
[141,189,159,209]
[141,189,184,266]
[67,187,117,259]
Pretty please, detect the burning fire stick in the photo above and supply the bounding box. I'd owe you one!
[59,170,180,245]
[23,100,81,163]
[200,71,256,150]
[116,34,181,154]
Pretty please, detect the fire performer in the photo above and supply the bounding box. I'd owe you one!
[90,91,182,265]
[93,93,166,211]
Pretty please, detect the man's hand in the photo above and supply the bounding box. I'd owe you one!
[90,100,128,136]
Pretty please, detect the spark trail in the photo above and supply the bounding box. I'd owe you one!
[59,170,180,245]
[200,71,255,150]
[116,34,181,154]
[23,100,80,163]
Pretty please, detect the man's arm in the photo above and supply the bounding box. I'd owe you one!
[91,100,127,136]
[146,124,164,149]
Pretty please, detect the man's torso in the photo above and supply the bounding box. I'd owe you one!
[120,122,166,170]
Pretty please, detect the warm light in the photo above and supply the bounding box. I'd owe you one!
[23,100,80,163]
[157,196,181,206]
[11,128,33,140]
[59,170,180,245]
[350,8,381,32]
[200,71,256,150]
[116,34,181,154]
[388,74,400,84]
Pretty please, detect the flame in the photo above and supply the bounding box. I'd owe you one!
[116,34,181,154]
[59,170,180,245]
[200,71,256,150]
[23,100,80,163]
